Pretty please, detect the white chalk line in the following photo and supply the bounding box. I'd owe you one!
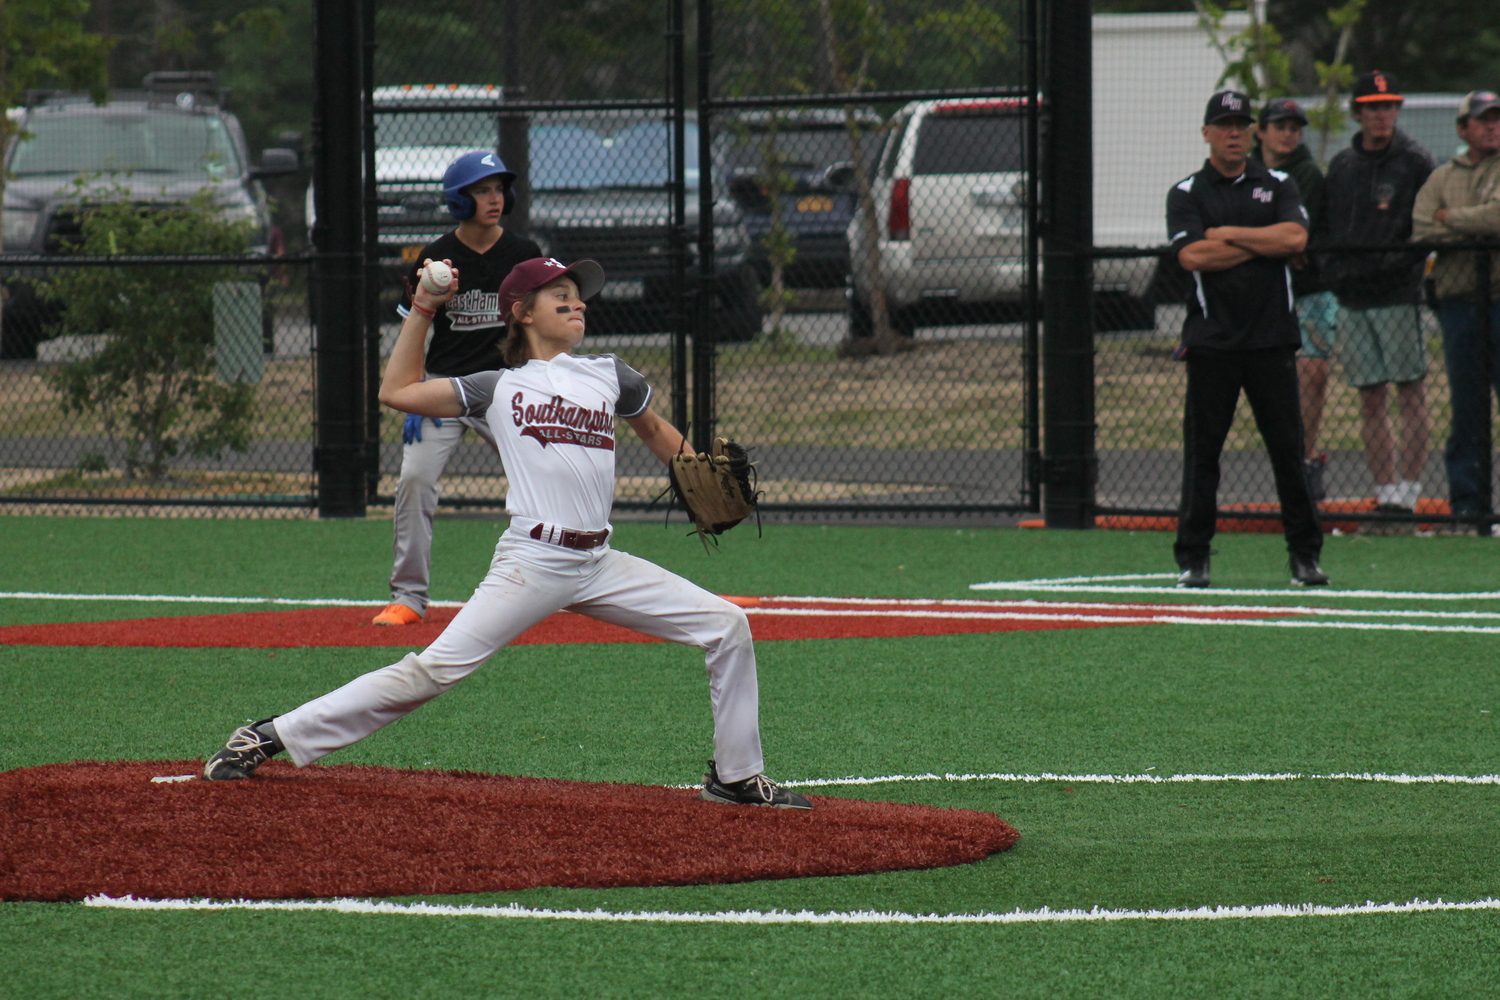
[767,770,1500,789]
[82,894,1500,926]
[971,574,1500,602]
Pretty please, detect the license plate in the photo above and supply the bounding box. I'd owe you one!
[795,196,835,212]
[600,279,646,300]
[401,245,425,262]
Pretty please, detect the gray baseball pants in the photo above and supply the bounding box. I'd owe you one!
[389,414,498,615]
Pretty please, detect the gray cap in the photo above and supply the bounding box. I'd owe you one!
[1458,90,1500,123]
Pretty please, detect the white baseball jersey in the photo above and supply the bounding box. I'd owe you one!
[451,353,651,531]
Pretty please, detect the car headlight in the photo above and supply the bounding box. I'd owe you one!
[2,210,40,250]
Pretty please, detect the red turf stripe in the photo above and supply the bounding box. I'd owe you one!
[0,600,1289,648]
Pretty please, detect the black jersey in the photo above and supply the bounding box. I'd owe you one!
[397,229,543,376]
[1166,159,1308,351]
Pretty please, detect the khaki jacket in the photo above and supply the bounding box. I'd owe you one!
[1411,151,1500,301]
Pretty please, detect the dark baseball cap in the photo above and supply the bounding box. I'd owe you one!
[1458,90,1500,123]
[1204,90,1254,125]
[1352,70,1403,104]
[1258,97,1309,127]
[499,257,605,317]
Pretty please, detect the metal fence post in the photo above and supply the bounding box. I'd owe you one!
[1022,0,1042,513]
[499,0,531,240]
[312,0,368,518]
[692,0,717,453]
[1041,0,1096,529]
[1478,247,1494,530]
[669,0,690,436]
[361,0,382,503]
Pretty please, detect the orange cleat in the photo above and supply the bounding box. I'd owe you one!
[372,603,424,626]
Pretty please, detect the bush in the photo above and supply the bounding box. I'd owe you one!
[44,185,259,482]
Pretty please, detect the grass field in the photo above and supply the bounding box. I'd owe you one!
[2,515,1498,998]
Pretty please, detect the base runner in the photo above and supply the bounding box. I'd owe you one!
[203,257,810,809]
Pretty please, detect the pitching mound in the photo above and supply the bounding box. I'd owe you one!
[0,761,1019,901]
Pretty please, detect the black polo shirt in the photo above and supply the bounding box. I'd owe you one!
[1166,159,1307,351]
[396,229,542,376]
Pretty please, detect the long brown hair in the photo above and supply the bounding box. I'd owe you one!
[500,289,541,368]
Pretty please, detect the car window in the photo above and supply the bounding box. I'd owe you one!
[530,121,699,191]
[375,111,497,148]
[912,114,1024,175]
[722,126,881,174]
[10,111,243,179]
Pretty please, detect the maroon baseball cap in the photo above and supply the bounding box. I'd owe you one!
[499,257,605,316]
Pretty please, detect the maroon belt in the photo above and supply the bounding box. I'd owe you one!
[529,522,609,550]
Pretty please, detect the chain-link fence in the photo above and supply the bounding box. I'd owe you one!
[0,72,316,515]
[4,2,1496,531]
[1093,243,1498,533]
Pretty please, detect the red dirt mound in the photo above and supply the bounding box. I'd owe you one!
[0,760,1019,902]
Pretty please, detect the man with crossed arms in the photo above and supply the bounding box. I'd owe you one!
[1167,91,1328,588]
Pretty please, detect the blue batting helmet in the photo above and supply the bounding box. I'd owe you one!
[442,150,516,221]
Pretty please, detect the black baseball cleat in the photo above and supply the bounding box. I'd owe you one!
[1176,559,1210,588]
[1289,555,1329,587]
[203,717,285,780]
[700,760,812,810]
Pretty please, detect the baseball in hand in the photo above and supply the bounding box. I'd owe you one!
[420,259,453,294]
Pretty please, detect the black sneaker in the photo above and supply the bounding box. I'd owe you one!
[1176,558,1210,588]
[1289,554,1329,586]
[203,718,284,781]
[700,760,812,810]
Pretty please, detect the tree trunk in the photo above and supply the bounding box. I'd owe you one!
[818,0,901,357]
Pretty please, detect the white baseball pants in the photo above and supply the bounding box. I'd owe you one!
[276,531,766,782]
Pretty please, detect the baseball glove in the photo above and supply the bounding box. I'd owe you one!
[667,438,761,547]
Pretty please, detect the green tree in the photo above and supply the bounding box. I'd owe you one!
[44,185,258,481]
[1192,0,1292,100]
[0,0,109,244]
[1306,0,1366,165]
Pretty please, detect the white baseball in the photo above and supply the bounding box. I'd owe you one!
[420,259,453,294]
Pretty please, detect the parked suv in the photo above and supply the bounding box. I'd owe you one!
[718,108,883,288]
[846,97,1153,340]
[358,90,762,341]
[1,72,298,359]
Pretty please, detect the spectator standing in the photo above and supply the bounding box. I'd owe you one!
[1167,91,1328,588]
[1412,90,1500,532]
[1320,71,1436,529]
[373,152,542,626]
[1252,97,1337,500]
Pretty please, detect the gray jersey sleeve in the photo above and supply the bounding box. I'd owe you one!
[612,356,653,417]
[449,369,502,418]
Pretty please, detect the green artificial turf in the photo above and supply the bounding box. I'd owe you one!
[3,516,1499,998]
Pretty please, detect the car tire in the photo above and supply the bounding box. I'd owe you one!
[0,280,57,361]
[847,291,874,340]
[715,266,764,343]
